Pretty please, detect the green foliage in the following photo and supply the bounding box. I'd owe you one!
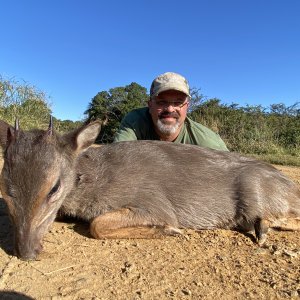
[188,87,205,113]
[86,81,299,165]
[0,76,52,129]
[249,153,300,167]
[1,75,299,165]
[85,82,148,143]
[54,119,84,133]
[190,99,300,161]
[0,76,82,133]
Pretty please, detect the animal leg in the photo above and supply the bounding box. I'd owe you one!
[270,217,300,231]
[254,218,270,246]
[90,207,182,239]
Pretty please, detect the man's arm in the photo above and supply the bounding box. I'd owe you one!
[114,124,137,143]
[185,118,229,151]
[113,107,152,142]
[209,134,229,151]
[113,120,138,142]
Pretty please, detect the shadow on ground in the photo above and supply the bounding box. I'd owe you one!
[0,199,13,255]
[56,213,91,238]
[0,291,35,300]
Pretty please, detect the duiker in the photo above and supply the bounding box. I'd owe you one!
[0,119,299,260]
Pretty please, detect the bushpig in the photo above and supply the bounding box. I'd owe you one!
[0,119,299,260]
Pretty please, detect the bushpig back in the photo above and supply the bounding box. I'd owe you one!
[61,141,300,230]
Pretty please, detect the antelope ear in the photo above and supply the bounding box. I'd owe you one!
[74,121,101,152]
[0,120,14,149]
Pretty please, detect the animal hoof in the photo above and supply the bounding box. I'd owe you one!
[164,226,182,236]
[257,234,267,247]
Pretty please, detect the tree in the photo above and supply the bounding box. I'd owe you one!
[54,119,84,133]
[85,82,148,143]
[188,87,205,113]
[0,76,52,129]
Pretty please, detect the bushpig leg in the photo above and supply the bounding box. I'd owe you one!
[90,207,182,239]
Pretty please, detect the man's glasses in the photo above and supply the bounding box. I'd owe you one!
[153,99,189,110]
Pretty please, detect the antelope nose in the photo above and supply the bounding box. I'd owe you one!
[15,242,43,261]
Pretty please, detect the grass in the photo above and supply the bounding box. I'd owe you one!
[247,153,300,166]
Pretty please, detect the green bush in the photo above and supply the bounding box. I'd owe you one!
[0,76,51,129]
[190,99,300,161]
[0,76,82,133]
[1,76,299,165]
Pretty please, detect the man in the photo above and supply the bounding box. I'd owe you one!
[113,72,228,151]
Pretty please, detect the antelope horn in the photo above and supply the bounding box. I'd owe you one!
[48,115,53,135]
[14,118,19,131]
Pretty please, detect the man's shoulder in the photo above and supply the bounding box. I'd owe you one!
[186,117,217,135]
[116,107,155,141]
[184,117,229,150]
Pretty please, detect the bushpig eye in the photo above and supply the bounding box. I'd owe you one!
[47,179,61,200]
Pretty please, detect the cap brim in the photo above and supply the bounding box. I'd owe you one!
[154,84,191,97]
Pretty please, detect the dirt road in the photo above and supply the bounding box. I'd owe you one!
[0,165,299,299]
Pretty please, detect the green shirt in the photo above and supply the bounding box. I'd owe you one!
[113,107,228,151]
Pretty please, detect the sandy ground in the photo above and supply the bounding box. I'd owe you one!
[0,165,299,300]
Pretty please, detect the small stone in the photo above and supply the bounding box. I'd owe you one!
[182,288,191,296]
[121,261,134,273]
[254,248,268,255]
[270,282,277,289]
[289,290,299,297]
[136,290,142,297]
[165,288,175,297]
[215,254,226,261]
[283,249,299,258]
[75,277,87,287]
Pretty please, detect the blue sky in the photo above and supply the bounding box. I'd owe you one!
[1,0,300,121]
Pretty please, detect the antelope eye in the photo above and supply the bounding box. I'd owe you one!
[47,179,61,199]
[6,184,15,198]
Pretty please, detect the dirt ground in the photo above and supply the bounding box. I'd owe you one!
[0,165,299,300]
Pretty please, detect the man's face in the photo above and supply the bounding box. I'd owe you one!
[148,90,189,138]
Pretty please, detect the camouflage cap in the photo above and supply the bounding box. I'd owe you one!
[150,72,191,98]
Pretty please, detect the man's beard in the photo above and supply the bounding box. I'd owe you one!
[156,112,180,136]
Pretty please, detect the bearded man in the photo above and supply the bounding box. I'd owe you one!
[113,72,228,151]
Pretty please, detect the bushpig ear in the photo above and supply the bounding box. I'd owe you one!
[0,120,15,149]
[75,121,101,152]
